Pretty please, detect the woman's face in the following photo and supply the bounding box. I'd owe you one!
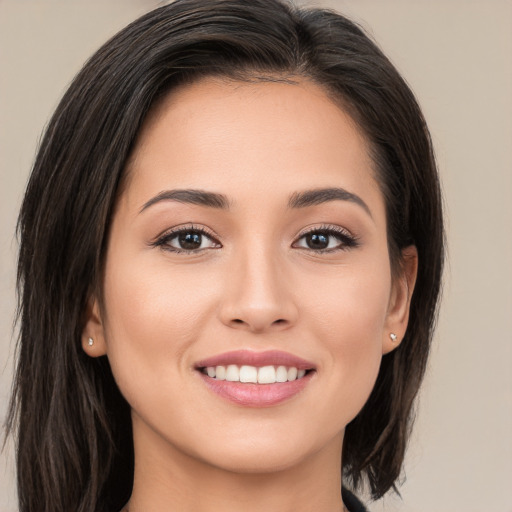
[84,78,414,474]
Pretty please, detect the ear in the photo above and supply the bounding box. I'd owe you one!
[382,245,418,354]
[82,295,108,357]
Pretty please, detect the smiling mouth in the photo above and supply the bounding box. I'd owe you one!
[200,364,312,384]
[194,350,316,406]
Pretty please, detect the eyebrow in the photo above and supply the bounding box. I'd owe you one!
[140,189,230,213]
[288,187,372,217]
[139,186,371,217]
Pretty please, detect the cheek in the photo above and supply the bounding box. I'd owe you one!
[302,257,391,341]
[100,254,220,405]
[300,262,391,419]
[104,247,219,333]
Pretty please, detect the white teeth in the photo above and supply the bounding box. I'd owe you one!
[257,365,276,384]
[239,365,258,383]
[287,367,298,381]
[215,365,226,380]
[225,364,239,382]
[203,364,309,383]
[275,365,288,382]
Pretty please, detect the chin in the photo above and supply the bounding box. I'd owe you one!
[199,444,316,475]
[182,424,343,476]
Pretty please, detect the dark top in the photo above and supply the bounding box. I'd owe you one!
[342,487,369,512]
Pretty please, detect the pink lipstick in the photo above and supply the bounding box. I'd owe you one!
[195,350,314,370]
[195,350,316,407]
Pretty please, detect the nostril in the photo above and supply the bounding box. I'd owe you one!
[225,314,294,332]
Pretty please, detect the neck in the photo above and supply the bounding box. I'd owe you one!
[124,416,347,512]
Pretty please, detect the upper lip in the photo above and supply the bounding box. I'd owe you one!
[195,350,315,371]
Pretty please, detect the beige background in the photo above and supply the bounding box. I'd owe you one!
[1,1,511,511]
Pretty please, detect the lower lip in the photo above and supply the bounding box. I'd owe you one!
[198,372,314,407]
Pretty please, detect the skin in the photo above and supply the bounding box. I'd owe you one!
[83,77,417,512]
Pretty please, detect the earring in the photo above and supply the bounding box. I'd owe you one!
[88,337,94,346]
[389,333,397,342]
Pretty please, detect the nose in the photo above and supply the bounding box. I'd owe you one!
[218,245,299,333]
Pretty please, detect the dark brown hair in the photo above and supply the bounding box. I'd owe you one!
[7,1,444,510]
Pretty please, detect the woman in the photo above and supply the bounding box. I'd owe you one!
[7,0,444,511]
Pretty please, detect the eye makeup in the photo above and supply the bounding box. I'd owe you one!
[150,224,221,254]
[293,224,360,253]
[149,221,359,255]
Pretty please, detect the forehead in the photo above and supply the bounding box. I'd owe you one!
[123,77,383,217]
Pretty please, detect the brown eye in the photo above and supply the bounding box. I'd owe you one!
[155,227,220,253]
[304,232,330,249]
[293,227,359,252]
[177,231,203,250]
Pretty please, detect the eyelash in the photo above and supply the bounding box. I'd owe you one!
[151,224,359,254]
[151,224,221,254]
[293,224,360,253]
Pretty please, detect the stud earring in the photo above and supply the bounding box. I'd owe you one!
[88,337,94,346]
[389,333,397,342]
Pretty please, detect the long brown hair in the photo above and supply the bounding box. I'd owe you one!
[7,1,444,510]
